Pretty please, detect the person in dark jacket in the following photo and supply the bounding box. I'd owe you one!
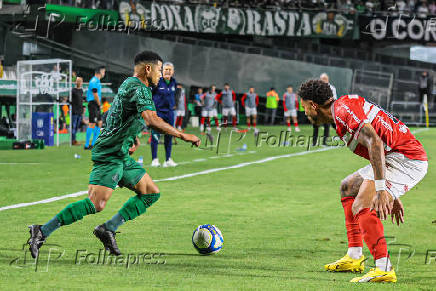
[150,62,178,167]
[71,77,84,145]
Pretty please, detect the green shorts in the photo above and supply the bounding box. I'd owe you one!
[89,156,146,190]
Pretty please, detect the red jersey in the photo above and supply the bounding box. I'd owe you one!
[332,95,427,161]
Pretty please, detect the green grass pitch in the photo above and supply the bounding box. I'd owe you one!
[0,125,435,290]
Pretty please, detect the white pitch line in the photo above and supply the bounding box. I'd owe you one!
[0,147,333,212]
[0,128,428,212]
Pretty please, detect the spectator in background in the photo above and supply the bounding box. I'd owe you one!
[419,71,432,104]
[266,87,279,125]
[417,1,429,17]
[71,77,84,145]
[84,66,105,150]
[175,84,187,130]
[241,87,259,133]
[283,85,300,133]
[312,73,337,146]
[430,1,436,15]
[200,85,220,132]
[151,62,178,168]
[194,87,203,117]
[101,97,111,126]
[216,83,237,130]
[102,97,111,113]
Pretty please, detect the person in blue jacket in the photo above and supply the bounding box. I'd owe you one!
[150,62,178,167]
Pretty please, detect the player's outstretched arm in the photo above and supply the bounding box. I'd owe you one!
[141,110,200,147]
[357,123,393,220]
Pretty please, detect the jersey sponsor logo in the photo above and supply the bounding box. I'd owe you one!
[336,116,353,134]
[376,115,393,132]
[341,104,361,124]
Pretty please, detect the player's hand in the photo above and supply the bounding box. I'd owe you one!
[371,190,393,220]
[128,137,140,155]
[391,198,404,226]
[181,133,201,147]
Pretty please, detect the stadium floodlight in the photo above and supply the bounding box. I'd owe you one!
[16,59,72,146]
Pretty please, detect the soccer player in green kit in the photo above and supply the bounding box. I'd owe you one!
[27,51,201,257]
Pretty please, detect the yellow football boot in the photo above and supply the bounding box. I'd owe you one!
[350,267,397,283]
[324,254,365,273]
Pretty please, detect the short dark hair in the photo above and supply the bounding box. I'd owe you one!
[95,66,105,74]
[298,79,333,105]
[134,51,163,66]
[224,83,229,86]
[270,87,275,91]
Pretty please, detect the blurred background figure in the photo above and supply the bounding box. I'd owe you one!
[84,66,105,150]
[194,87,203,118]
[200,85,219,132]
[241,87,259,133]
[175,83,186,131]
[266,88,279,125]
[216,83,237,130]
[419,71,431,105]
[312,73,337,146]
[151,62,177,167]
[71,76,84,145]
[283,85,300,133]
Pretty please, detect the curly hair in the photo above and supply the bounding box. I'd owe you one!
[298,79,333,105]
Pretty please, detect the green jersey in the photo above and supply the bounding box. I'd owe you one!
[92,77,155,162]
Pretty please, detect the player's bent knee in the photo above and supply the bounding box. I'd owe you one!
[340,179,350,198]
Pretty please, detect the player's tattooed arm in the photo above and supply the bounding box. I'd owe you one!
[141,111,200,147]
[357,124,386,180]
[357,123,393,220]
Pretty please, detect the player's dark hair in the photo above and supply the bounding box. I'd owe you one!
[95,66,105,74]
[298,79,333,105]
[270,87,275,91]
[224,83,229,86]
[134,51,163,66]
[288,85,293,88]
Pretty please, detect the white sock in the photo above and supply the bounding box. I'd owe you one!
[376,257,392,271]
[347,247,363,259]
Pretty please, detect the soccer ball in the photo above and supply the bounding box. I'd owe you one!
[192,224,223,255]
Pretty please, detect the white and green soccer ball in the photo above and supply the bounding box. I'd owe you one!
[192,224,223,255]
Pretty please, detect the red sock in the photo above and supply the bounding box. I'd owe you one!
[356,208,388,260]
[287,121,291,127]
[341,197,363,247]
[247,120,251,128]
[175,116,180,127]
[253,121,256,128]
[223,117,228,127]
[207,117,211,127]
[294,122,299,127]
[214,117,219,127]
[201,117,205,125]
[232,116,237,127]
[179,116,184,127]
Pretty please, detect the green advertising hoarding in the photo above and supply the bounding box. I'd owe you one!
[45,4,119,25]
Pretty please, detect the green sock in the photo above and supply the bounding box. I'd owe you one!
[41,216,61,237]
[118,193,160,222]
[104,213,125,232]
[56,197,96,226]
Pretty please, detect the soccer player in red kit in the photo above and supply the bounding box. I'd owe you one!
[298,80,428,283]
